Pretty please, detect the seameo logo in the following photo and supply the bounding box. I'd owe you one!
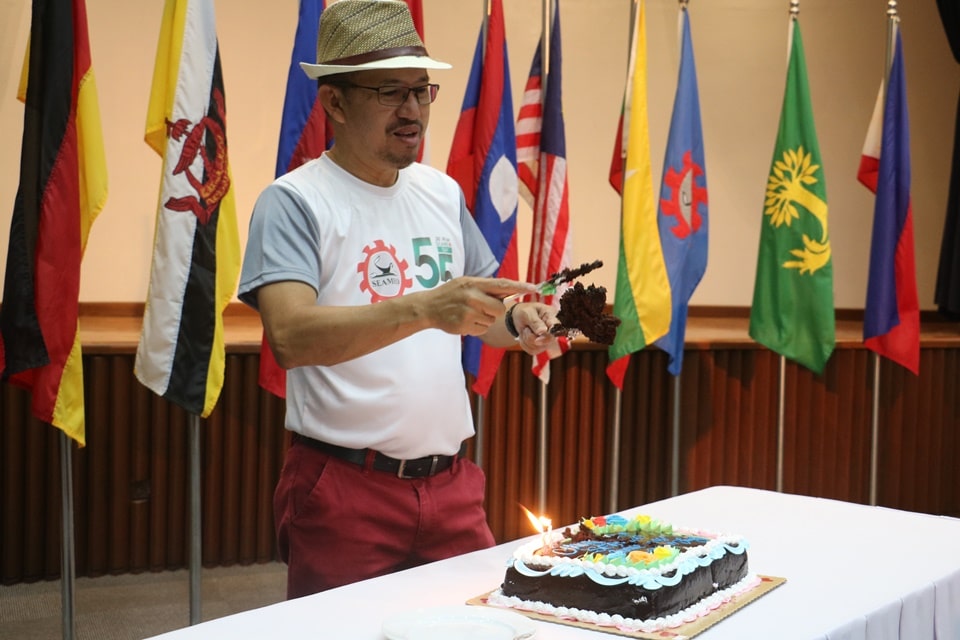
[356,240,414,303]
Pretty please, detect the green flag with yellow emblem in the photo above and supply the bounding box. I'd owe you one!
[749,19,835,374]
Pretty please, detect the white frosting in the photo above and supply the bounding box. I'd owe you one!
[488,573,762,634]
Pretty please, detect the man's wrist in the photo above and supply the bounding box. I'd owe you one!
[504,304,521,340]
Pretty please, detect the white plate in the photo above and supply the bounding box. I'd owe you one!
[382,605,536,640]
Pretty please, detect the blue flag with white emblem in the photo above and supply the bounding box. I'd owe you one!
[446,0,518,397]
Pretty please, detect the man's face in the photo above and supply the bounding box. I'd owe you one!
[336,68,432,171]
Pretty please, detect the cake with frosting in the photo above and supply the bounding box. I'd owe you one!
[488,514,757,633]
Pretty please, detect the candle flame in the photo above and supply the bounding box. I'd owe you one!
[519,504,551,534]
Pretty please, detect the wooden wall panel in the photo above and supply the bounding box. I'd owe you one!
[474,352,540,543]
[781,349,873,503]
[878,348,960,516]
[613,349,673,510]
[2,343,958,584]
[680,349,779,494]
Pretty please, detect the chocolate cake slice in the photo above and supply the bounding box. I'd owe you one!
[551,282,620,345]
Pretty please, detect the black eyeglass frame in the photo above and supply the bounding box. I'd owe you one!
[331,82,440,107]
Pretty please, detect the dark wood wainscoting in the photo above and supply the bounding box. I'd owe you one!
[2,334,959,584]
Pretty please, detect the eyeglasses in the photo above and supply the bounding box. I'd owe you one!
[335,82,440,107]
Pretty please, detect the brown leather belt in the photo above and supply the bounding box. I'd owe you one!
[293,433,461,479]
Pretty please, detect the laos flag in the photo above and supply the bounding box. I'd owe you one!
[446,0,518,398]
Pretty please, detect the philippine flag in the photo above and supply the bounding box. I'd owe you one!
[858,28,920,375]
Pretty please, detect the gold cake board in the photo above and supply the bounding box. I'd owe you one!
[468,575,786,639]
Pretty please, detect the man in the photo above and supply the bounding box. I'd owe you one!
[239,0,558,598]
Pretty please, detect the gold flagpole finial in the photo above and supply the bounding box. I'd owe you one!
[679,0,689,8]
[790,0,800,19]
[887,0,899,19]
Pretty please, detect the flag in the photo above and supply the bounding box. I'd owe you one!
[259,0,429,398]
[609,108,626,195]
[749,19,835,375]
[446,0,518,397]
[518,2,572,384]
[404,0,429,163]
[653,8,708,377]
[0,0,107,445]
[135,0,241,417]
[275,0,330,178]
[935,0,960,316]
[516,36,542,209]
[858,29,920,374]
[606,0,671,390]
[259,0,330,399]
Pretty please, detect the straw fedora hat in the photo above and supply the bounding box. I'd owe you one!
[300,0,451,79]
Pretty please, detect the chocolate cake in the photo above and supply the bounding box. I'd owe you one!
[488,514,755,634]
[551,282,620,345]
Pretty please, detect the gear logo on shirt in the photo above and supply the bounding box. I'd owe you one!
[357,240,413,302]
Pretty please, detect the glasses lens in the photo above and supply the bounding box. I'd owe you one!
[376,87,406,106]
[375,85,438,106]
[421,84,439,105]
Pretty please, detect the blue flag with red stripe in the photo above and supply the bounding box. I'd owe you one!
[261,0,330,398]
[654,9,708,376]
[275,0,328,177]
[446,0,518,396]
[860,29,920,374]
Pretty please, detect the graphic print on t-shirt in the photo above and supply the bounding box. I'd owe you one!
[357,236,456,303]
[357,240,412,302]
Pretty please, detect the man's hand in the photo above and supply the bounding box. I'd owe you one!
[508,302,560,354]
[423,277,536,336]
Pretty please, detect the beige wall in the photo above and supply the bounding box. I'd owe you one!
[0,0,956,309]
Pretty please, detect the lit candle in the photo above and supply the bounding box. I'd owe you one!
[539,516,552,549]
[520,504,553,551]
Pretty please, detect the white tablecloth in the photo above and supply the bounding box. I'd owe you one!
[146,486,960,639]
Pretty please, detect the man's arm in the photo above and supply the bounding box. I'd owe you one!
[258,277,538,368]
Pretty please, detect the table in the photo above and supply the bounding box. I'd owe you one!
[145,486,960,639]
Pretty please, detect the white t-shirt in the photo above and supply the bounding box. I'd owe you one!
[239,154,497,458]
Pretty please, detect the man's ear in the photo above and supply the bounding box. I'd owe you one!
[318,84,347,124]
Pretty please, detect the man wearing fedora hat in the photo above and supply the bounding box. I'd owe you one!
[239,0,558,598]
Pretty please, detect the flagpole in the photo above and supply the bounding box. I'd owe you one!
[474,392,486,468]
[189,413,202,624]
[474,0,490,472]
[776,355,786,492]
[536,0,551,517]
[609,386,622,513]
[670,375,681,496]
[869,354,881,505]
[542,0,551,79]
[537,381,548,514]
[774,0,800,496]
[668,0,689,501]
[606,0,640,516]
[482,0,490,55]
[59,431,76,640]
[870,0,900,508]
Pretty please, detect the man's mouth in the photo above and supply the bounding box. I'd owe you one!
[391,122,422,143]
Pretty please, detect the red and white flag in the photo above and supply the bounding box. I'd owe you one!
[518,3,572,384]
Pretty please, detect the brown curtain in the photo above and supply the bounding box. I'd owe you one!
[935,0,960,317]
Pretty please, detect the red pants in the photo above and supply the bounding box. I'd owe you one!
[274,439,495,599]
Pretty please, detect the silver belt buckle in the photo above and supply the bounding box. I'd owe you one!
[396,455,440,479]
